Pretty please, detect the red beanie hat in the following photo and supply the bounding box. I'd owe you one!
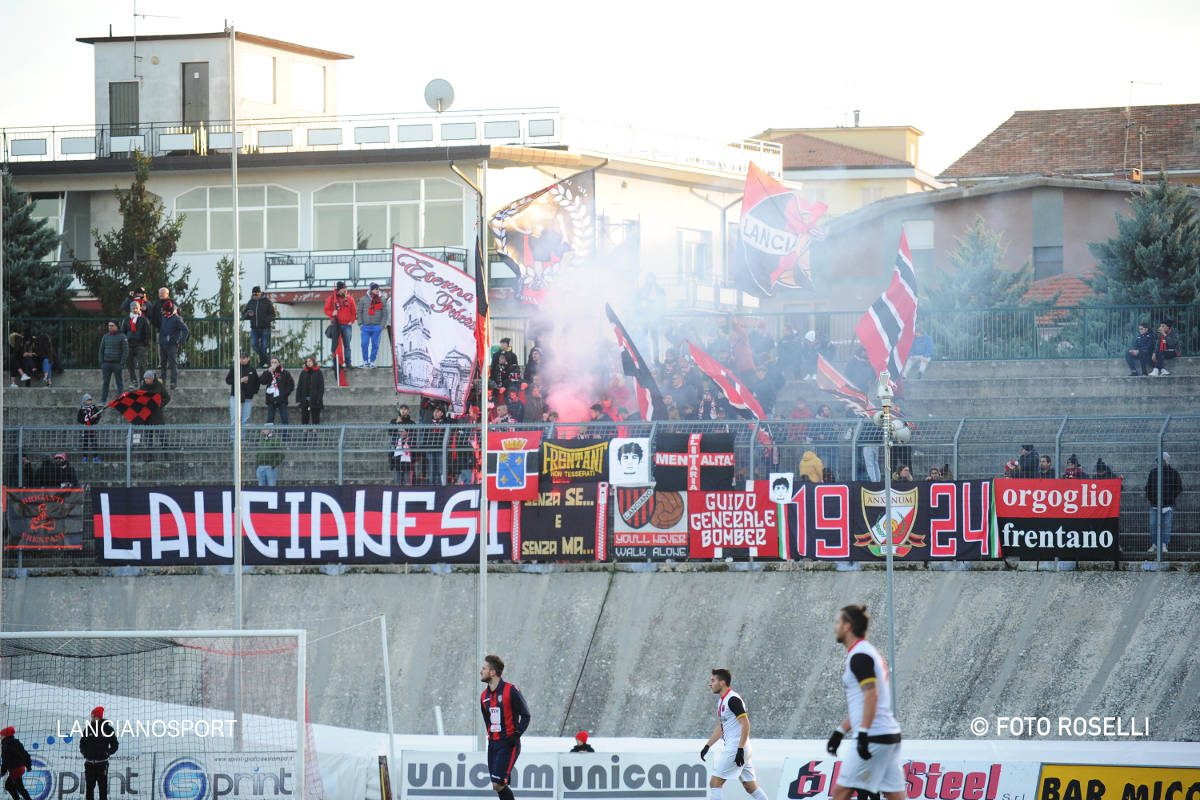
[0,727,14,737]
[92,706,104,718]
[575,731,588,743]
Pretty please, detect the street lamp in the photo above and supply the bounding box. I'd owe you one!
[873,370,906,715]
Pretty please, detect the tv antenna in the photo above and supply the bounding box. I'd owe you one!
[1123,80,1162,178]
[424,79,455,113]
[131,0,182,80]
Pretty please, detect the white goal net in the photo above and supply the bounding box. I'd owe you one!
[0,630,323,800]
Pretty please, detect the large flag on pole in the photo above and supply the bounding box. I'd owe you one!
[854,231,918,380]
[686,342,772,449]
[734,162,827,296]
[474,234,489,369]
[605,303,666,421]
[490,170,595,304]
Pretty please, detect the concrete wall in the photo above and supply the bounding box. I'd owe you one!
[5,568,1197,741]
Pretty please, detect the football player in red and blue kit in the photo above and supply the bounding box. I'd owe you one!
[480,654,532,800]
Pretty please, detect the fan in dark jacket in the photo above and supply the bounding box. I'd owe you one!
[242,288,277,368]
[79,706,119,800]
[296,357,325,425]
[0,725,33,800]
[1124,322,1156,376]
[226,354,261,430]
[259,358,296,426]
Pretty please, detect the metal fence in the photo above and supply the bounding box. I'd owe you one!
[12,304,1196,373]
[3,416,1195,568]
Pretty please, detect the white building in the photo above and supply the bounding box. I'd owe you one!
[5,30,793,342]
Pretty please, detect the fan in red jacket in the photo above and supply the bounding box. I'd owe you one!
[323,282,358,368]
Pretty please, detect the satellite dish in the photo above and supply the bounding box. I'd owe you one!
[424,79,454,113]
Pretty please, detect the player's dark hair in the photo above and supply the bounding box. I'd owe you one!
[712,668,732,685]
[618,441,644,460]
[772,477,789,489]
[840,605,869,637]
[484,654,505,675]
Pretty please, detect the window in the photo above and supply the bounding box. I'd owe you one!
[861,186,884,205]
[313,179,464,250]
[677,228,712,282]
[1033,246,1063,280]
[293,62,325,113]
[175,185,299,252]
[901,219,934,273]
[241,52,275,104]
[29,195,63,260]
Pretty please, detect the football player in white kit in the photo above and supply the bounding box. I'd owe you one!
[826,605,903,800]
[700,668,769,800]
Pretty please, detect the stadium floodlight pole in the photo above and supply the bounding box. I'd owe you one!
[876,371,898,716]
[228,23,244,630]
[227,24,247,759]
[449,158,488,751]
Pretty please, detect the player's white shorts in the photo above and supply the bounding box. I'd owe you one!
[835,741,903,794]
[711,744,757,783]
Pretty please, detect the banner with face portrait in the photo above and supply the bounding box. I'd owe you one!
[609,438,652,485]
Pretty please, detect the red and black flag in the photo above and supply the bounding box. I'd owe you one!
[855,231,918,381]
[734,162,827,296]
[605,303,666,421]
[108,389,164,423]
[686,342,771,449]
[475,233,489,369]
[490,170,595,304]
[815,354,904,419]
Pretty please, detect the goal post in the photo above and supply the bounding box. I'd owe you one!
[0,629,318,800]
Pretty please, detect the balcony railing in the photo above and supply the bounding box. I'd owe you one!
[264,247,468,289]
[1,109,782,176]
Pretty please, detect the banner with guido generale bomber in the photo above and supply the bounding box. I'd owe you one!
[92,486,512,566]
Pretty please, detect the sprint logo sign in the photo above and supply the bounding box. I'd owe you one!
[153,753,296,800]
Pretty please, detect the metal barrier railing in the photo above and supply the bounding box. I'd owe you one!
[3,416,1196,566]
[11,304,1195,371]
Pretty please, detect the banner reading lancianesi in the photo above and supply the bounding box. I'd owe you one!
[92,486,512,566]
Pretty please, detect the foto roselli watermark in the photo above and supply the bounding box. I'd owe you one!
[969,715,1150,737]
[58,719,238,738]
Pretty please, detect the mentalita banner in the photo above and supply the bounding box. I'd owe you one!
[391,245,478,415]
[779,480,999,561]
[541,438,610,483]
[3,488,85,549]
[993,478,1121,560]
[513,483,607,562]
[92,486,512,566]
[653,432,735,491]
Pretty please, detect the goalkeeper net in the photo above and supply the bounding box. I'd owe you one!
[0,630,323,800]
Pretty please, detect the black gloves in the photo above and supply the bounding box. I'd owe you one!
[735,748,745,766]
[700,744,709,761]
[826,729,844,756]
[856,730,871,760]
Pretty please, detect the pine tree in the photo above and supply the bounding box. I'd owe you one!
[1086,174,1200,305]
[73,152,191,316]
[918,216,1051,359]
[2,172,73,319]
[922,215,1037,310]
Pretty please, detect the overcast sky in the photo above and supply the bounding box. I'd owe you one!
[3,0,1199,175]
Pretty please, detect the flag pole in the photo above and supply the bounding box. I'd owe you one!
[451,159,488,751]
